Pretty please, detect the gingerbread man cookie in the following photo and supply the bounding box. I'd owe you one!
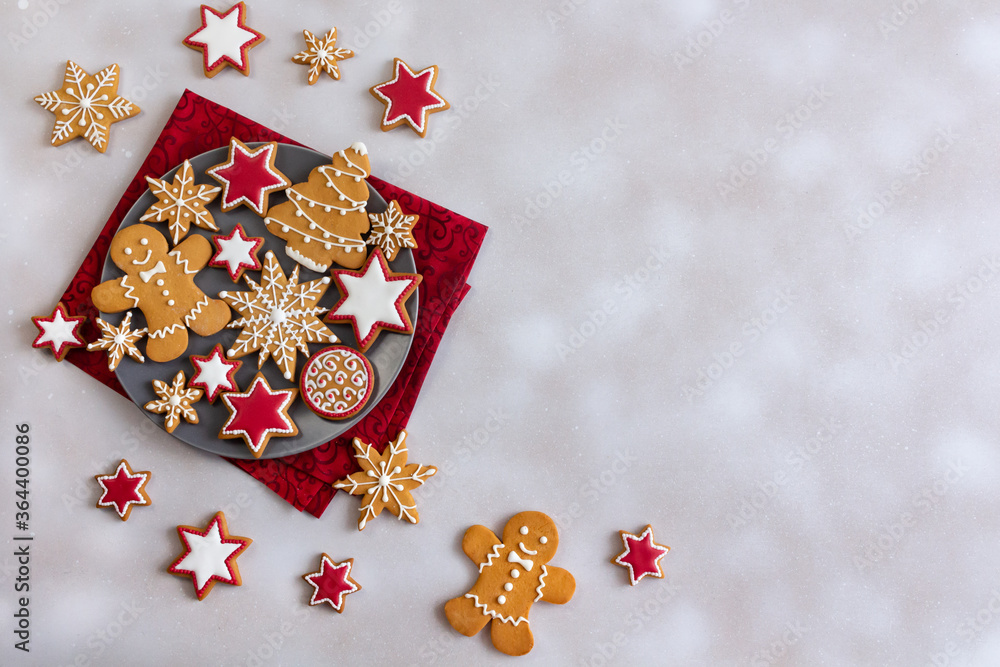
[444,511,575,656]
[91,224,230,363]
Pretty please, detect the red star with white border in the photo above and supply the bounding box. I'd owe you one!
[219,373,298,458]
[303,554,361,613]
[369,58,450,137]
[31,302,86,361]
[95,459,150,521]
[183,2,264,77]
[168,511,252,600]
[613,525,671,586]
[207,138,290,216]
[209,224,264,282]
[326,248,421,352]
[188,343,242,403]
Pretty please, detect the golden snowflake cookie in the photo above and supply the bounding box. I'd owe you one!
[144,371,203,434]
[368,200,418,261]
[87,312,147,371]
[292,28,354,85]
[140,159,222,245]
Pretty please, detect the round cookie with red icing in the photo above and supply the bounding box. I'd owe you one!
[299,346,374,420]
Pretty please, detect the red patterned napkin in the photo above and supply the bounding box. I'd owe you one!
[57,90,487,517]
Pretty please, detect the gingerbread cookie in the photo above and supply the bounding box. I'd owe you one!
[207,138,290,216]
[303,554,361,612]
[188,344,242,403]
[370,58,449,138]
[31,302,86,361]
[95,460,151,521]
[209,224,264,282]
[144,371,203,434]
[293,28,354,85]
[300,346,374,420]
[327,248,421,352]
[34,60,140,153]
[183,3,264,78]
[219,373,298,458]
[613,525,670,586]
[368,200,419,261]
[168,511,252,600]
[87,312,147,371]
[91,224,230,363]
[332,431,436,530]
[445,511,575,656]
[140,159,221,245]
[263,142,371,272]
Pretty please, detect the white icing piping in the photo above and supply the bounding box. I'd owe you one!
[169,249,199,275]
[149,323,186,339]
[478,543,503,573]
[263,214,365,254]
[534,565,548,602]
[120,277,140,307]
[464,593,529,627]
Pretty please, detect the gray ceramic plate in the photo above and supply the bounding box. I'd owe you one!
[99,143,417,459]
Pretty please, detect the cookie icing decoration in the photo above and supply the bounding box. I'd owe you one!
[31,302,86,361]
[613,525,670,586]
[370,58,449,137]
[91,224,230,362]
[292,28,354,85]
[300,346,374,420]
[140,159,222,245]
[168,511,252,601]
[144,370,203,434]
[183,3,264,78]
[263,142,371,272]
[220,251,337,381]
[209,224,264,282]
[188,344,242,403]
[445,511,575,656]
[332,430,436,531]
[87,312,147,371]
[34,60,140,153]
[219,373,299,458]
[303,554,361,612]
[207,138,291,216]
[95,460,151,521]
[367,200,419,261]
[326,248,421,353]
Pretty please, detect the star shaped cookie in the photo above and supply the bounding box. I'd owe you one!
[292,28,354,85]
[613,525,671,586]
[31,302,86,361]
[370,58,449,137]
[207,138,290,216]
[183,2,265,77]
[209,224,264,282]
[168,511,252,600]
[303,555,361,612]
[219,373,298,458]
[95,460,151,521]
[188,344,242,403]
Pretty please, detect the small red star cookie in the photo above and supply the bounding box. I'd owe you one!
[219,373,299,458]
[34,60,140,153]
[326,248,421,353]
[613,525,671,586]
[87,312,147,372]
[303,554,361,612]
[95,460,150,521]
[168,511,252,600]
[140,159,221,245]
[292,28,354,85]
[207,138,290,216]
[144,371,203,434]
[31,302,86,361]
[367,200,419,261]
[369,58,449,138]
[209,224,264,282]
[188,344,242,403]
[183,3,265,78]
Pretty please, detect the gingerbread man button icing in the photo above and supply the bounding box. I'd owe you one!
[445,511,575,656]
[91,224,230,362]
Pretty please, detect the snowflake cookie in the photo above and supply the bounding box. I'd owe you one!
[207,138,290,216]
[183,3,265,78]
[87,312,147,372]
[31,302,86,361]
[303,554,361,612]
[219,373,298,458]
[367,200,419,261]
[370,58,449,138]
[613,525,670,586]
[292,28,354,85]
[95,459,151,521]
[168,511,252,600]
[444,511,576,656]
[144,371,203,434]
[332,430,436,531]
[140,159,221,245]
[34,60,140,153]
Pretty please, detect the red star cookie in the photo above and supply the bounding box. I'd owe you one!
[95,460,151,521]
[168,511,252,600]
[369,58,449,138]
[183,3,265,78]
[303,554,361,612]
[189,344,242,403]
[31,302,86,361]
[209,224,264,282]
[206,138,290,216]
[613,525,671,586]
[219,373,298,458]
[326,248,421,353]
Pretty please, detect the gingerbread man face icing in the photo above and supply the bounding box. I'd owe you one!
[444,511,575,657]
[92,224,231,363]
